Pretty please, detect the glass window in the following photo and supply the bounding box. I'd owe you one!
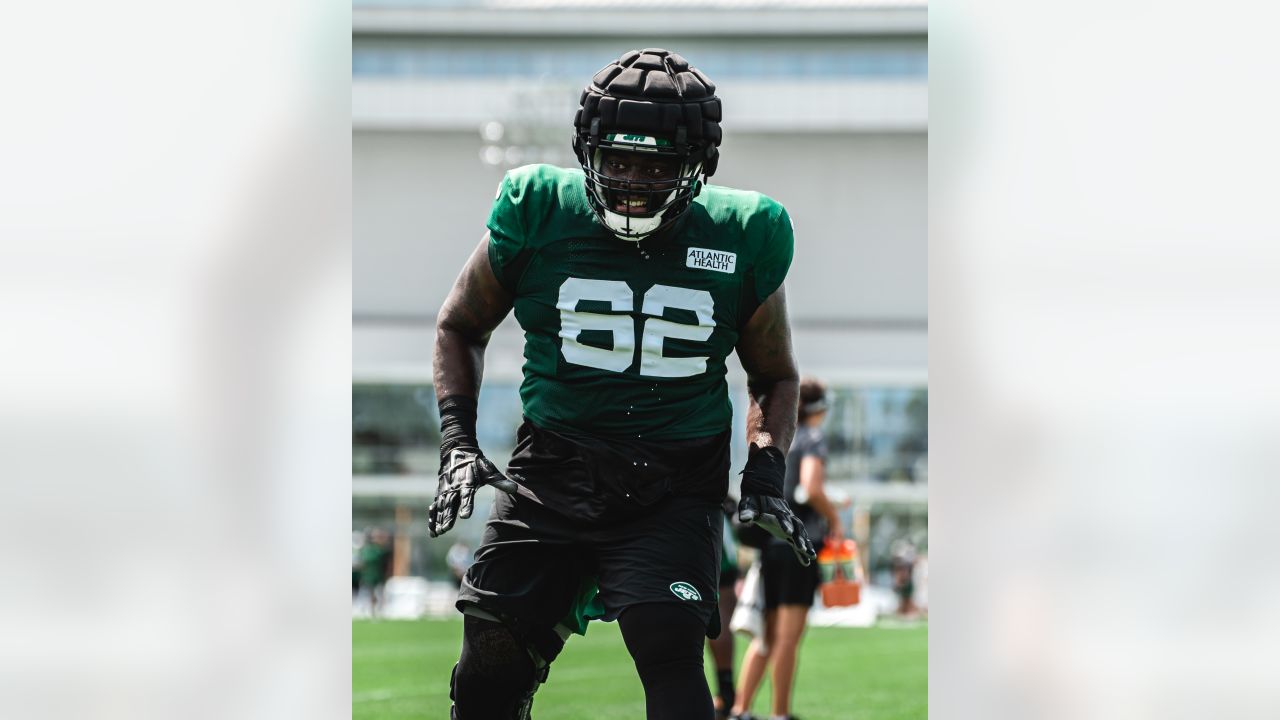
[352,382,524,476]
[352,383,439,475]
[351,47,928,81]
[351,381,927,585]
[824,386,928,483]
[866,505,928,586]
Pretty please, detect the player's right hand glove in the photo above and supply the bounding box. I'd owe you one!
[428,396,517,538]
[737,445,817,567]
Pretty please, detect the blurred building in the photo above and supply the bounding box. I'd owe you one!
[352,0,927,580]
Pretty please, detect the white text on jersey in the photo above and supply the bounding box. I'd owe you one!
[686,248,737,274]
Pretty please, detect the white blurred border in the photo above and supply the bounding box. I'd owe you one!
[0,1,351,718]
[10,0,1280,716]
[932,1,1280,717]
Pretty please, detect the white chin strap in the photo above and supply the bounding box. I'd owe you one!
[600,205,666,242]
[598,182,682,241]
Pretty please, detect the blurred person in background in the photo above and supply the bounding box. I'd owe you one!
[912,551,927,616]
[352,531,364,600]
[708,495,742,719]
[425,48,815,720]
[732,377,842,720]
[892,539,919,618]
[358,527,393,618]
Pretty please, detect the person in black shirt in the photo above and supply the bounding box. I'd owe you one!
[731,377,843,720]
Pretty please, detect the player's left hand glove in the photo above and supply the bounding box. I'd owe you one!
[429,446,516,537]
[737,446,817,567]
[428,396,518,538]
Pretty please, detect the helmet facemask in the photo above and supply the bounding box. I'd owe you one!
[581,133,704,242]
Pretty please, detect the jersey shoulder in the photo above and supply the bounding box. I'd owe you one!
[502,162,584,199]
[694,184,795,301]
[489,164,596,249]
[487,164,600,290]
[695,185,793,254]
[697,184,788,221]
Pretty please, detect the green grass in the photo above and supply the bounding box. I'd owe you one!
[354,618,926,719]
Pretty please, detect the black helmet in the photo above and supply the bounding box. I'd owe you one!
[572,49,723,242]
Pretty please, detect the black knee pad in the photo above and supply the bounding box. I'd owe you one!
[452,615,541,719]
[715,668,736,710]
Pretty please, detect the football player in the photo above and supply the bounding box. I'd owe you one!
[429,48,816,720]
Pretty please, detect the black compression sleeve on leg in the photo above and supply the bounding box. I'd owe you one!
[453,615,537,719]
[716,668,736,710]
[619,603,715,720]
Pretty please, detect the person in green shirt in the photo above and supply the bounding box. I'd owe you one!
[427,48,815,720]
[357,527,392,618]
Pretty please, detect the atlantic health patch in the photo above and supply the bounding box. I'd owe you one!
[686,247,736,274]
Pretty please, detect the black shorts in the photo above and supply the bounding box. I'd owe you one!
[457,420,729,663]
[760,541,820,609]
[503,419,728,524]
[459,488,725,661]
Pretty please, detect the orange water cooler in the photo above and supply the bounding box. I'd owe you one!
[818,538,862,607]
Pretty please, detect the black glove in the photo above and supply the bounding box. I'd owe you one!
[736,445,817,566]
[428,396,517,538]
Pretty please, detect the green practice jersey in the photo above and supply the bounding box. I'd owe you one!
[486,164,794,441]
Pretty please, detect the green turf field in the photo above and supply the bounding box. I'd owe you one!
[354,618,926,719]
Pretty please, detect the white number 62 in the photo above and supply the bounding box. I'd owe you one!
[557,277,714,378]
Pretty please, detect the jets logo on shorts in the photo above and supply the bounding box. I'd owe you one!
[669,582,702,602]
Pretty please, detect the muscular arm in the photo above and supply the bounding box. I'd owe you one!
[736,286,800,455]
[734,286,814,563]
[426,235,516,537]
[433,234,514,400]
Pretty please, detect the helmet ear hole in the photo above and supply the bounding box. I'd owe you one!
[703,145,719,177]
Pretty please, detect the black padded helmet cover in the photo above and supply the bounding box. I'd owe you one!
[573,48,722,176]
